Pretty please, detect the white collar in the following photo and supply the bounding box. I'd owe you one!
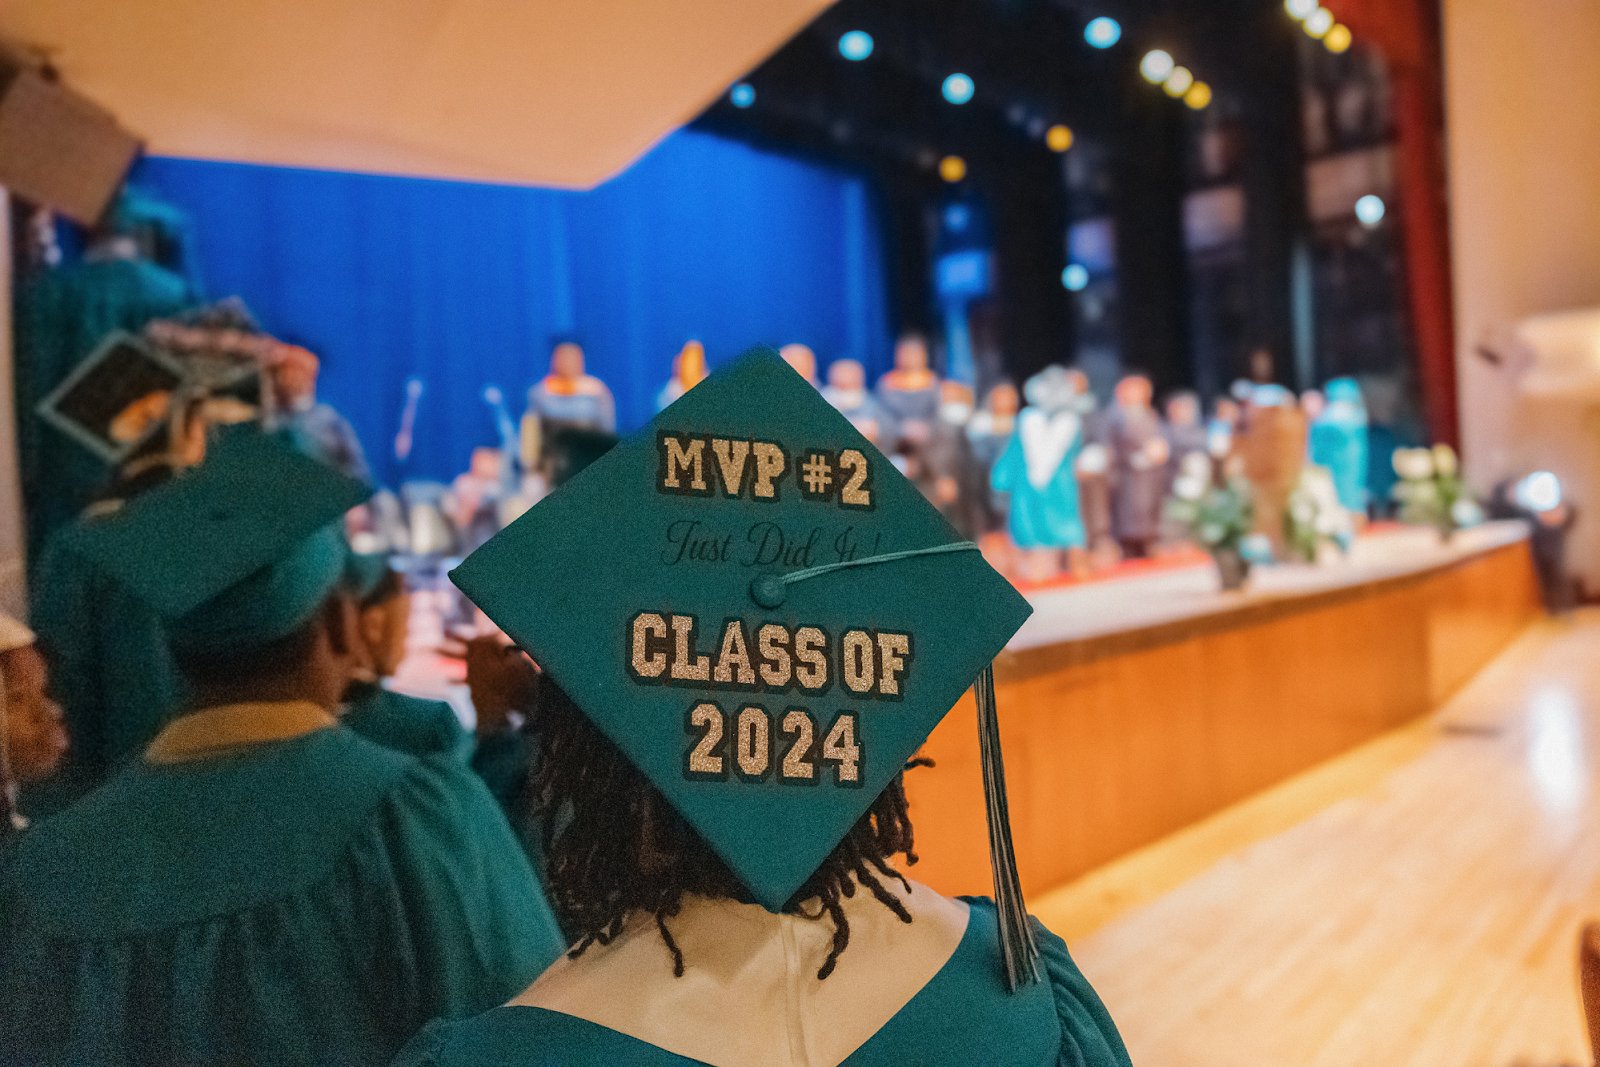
[513,878,968,1067]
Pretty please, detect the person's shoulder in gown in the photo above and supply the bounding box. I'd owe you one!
[395,887,1128,1067]
[344,681,473,763]
[0,721,565,1066]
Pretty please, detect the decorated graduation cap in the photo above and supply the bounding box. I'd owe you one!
[453,346,1044,989]
[67,429,371,651]
[36,331,188,464]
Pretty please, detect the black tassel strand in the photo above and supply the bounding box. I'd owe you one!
[975,663,1041,992]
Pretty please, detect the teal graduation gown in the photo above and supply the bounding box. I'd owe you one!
[393,898,1129,1067]
[26,527,186,810]
[0,726,567,1066]
[344,683,473,763]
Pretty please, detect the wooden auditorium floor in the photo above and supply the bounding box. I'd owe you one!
[1030,610,1600,1066]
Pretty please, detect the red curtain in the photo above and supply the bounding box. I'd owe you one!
[1328,0,1459,448]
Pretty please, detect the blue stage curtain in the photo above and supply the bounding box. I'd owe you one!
[131,131,892,487]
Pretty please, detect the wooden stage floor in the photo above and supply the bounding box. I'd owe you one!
[1031,611,1600,1066]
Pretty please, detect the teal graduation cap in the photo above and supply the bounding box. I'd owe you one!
[453,346,1042,987]
[68,429,372,651]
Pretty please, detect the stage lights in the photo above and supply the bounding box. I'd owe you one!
[1355,194,1385,226]
[1046,124,1074,152]
[1141,49,1209,108]
[1515,471,1563,513]
[939,155,967,182]
[942,73,975,105]
[1286,0,1352,51]
[1062,264,1089,291]
[1140,50,1175,83]
[730,83,755,108]
[839,30,874,61]
[1085,17,1121,48]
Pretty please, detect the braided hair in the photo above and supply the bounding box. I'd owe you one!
[530,674,932,981]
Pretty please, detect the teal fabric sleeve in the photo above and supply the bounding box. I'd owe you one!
[1032,916,1133,1067]
[374,751,568,1028]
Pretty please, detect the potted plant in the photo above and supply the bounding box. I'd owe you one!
[1165,452,1257,590]
[1284,464,1353,564]
[1392,444,1482,541]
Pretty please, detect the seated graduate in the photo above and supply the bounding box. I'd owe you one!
[341,554,473,763]
[0,432,566,1066]
[398,347,1130,1067]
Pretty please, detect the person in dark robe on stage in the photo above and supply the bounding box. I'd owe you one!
[1106,375,1170,559]
[780,343,820,387]
[1059,370,1116,569]
[341,555,472,764]
[823,358,887,446]
[1162,391,1209,496]
[1,612,70,832]
[912,381,982,539]
[657,340,708,411]
[397,346,1130,1067]
[968,382,1021,536]
[449,446,510,556]
[876,333,942,449]
[524,339,617,443]
[267,340,372,484]
[0,433,565,1066]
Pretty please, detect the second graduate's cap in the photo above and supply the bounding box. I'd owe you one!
[68,429,371,650]
[453,348,1033,915]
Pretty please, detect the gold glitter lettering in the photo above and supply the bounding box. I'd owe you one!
[711,438,751,497]
[876,632,910,696]
[662,436,707,491]
[631,612,668,678]
[670,615,711,681]
[713,619,757,685]
[841,630,875,693]
[750,442,786,499]
[794,627,828,690]
[757,624,792,687]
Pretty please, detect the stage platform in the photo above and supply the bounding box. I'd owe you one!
[904,520,1544,900]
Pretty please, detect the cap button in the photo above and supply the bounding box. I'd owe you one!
[749,573,787,609]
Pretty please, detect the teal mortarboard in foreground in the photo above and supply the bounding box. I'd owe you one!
[452,348,1034,920]
[69,429,371,650]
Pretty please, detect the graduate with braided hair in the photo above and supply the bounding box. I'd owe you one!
[397,348,1128,1067]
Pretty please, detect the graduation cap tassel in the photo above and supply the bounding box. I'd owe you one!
[975,663,1041,992]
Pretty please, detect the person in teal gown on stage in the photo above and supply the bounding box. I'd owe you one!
[0,433,565,1066]
[396,347,1129,1067]
[990,366,1088,555]
[1308,376,1370,516]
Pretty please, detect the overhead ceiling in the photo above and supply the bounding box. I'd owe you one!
[1,0,833,189]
